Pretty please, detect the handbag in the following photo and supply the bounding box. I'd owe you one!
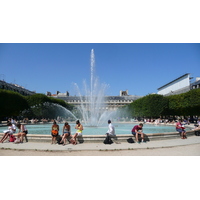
[9,135,16,142]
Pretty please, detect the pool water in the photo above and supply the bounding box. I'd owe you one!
[0,123,190,135]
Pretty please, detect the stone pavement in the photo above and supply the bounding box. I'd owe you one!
[1,135,200,152]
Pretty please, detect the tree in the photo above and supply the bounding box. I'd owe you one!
[0,89,29,119]
[128,94,168,118]
[24,93,74,119]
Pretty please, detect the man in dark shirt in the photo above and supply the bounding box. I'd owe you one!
[131,123,145,143]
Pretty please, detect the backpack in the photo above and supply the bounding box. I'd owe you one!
[56,135,63,144]
[9,135,16,142]
[195,131,200,136]
[103,135,113,144]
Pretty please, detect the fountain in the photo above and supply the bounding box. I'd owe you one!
[0,50,195,142]
[18,49,116,127]
[73,49,116,126]
[20,102,77,121]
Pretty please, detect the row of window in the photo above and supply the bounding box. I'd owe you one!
[66,100,133,103]
[192,84,200,89]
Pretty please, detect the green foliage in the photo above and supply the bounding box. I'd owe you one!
[25,93,52,107]
[125,89,200,118]
[49,97,74,111]
[0,89,29,118]
[130,94,168,118]
[167,88,200,116]
[25,94,73,110]
[24,94,74,119]
[0,91,74,120]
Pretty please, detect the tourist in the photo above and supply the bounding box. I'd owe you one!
[104,120,116,144]
[106,120,115,136]
[0,122,16,143]
[16,122,28,143]
[60,122,71,145]
[71,120,83,145]
[131,123,145,143]
[51,120,59,144]
[175,119,187,139]
[194,118,200,128]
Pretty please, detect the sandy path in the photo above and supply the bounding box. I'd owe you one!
[1,143,200,156]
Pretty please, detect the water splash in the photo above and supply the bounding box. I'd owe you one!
[74,49,116,126]
[21,102,77,121]
[50,103,77,120]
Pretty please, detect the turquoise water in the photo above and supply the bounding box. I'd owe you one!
[0,123,190,135]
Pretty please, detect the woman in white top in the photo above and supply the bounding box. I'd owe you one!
[0,122,16,143]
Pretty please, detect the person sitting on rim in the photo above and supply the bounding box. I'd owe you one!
[106,120,115,137]
[176,119,187,139]
[0,122,16,143]
[60,122,71,145]
[16,122,28,143]
[71,120,83,145]
[51,120,59,144]
[131,123,145,143]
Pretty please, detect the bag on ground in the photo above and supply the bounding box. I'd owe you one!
[104,135,113,144]
[9,135,16,142]
[195,131,200,136]
[56,135,63,144]
[14,138,21,144]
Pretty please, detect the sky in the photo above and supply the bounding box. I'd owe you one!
[1,1,199,97]
[0,43,200,96]
[1,0,199,192]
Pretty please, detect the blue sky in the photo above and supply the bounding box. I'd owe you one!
[0,43,200,96]
[1,0,199,190]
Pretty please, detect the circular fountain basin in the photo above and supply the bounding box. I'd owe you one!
[0,122,190,135]
[0,122,194,143]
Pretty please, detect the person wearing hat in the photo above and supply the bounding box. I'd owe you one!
[104,120,116,144]
[106,120,115,136]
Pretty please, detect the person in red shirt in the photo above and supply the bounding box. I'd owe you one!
[131,123,145,143]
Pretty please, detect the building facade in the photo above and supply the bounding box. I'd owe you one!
[48,90,142,111]
[190,77,200,89]
[157,73,200,96]
[0,80,35,96]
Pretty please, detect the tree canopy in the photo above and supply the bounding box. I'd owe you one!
[126,88,200,118]
[0,90,74,120]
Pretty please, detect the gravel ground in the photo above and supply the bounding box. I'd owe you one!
[1,143,200,156]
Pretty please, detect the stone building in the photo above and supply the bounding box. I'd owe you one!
[0,80,35,96]
[190,77,200,89]
[157,73,200,96]
[49,90,142,111]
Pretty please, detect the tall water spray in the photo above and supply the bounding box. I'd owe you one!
[74,49,115,126]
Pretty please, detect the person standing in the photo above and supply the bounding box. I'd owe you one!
[51,120,59,144]
[131,123,145,143]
